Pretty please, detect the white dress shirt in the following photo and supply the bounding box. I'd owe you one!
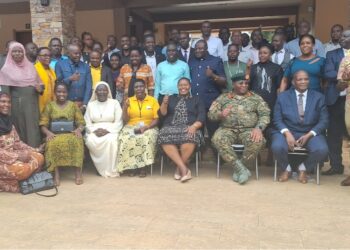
[144,51,157,78]
[324,41,341,54]
[192,36,224,60]
[248,46,259,64]
[222,42,230,62]
[272,48,294,65]
[238,46,254,64]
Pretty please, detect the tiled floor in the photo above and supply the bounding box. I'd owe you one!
[0,151,349,249]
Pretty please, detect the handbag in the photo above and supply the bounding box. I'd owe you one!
[50,120,74,133]
[19,171,58,197]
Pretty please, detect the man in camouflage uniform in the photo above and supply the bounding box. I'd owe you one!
[208,75,270,184]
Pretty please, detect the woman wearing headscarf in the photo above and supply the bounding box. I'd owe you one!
[0,42,44,147]
[35,47,57,113]
[0,92,44,193]
[84,81,123,178]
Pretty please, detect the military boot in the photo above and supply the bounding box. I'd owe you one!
[233,160,251,184]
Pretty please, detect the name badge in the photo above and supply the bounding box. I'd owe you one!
[146,106,152,110]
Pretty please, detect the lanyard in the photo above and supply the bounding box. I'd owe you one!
[137,99,143,118]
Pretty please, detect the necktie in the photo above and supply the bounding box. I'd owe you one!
[273,52,279,64]
[184,50,188,62]
[298,93,304,121]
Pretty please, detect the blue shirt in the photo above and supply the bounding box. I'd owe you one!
[284,56,325,92]
[154,59,191,100]
[188,54,225,109]
[49,55,68,70]
[285,38,326,58]
[55,58,92,105]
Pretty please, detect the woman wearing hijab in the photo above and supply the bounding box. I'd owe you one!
[0,92,44,193]
[84,82,123,177]
[0,42,44,147]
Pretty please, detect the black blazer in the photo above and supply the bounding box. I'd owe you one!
[178,47,195,63]
[101,66,116,98]
[141,51,166,66]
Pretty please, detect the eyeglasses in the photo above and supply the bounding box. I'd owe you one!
[38,54,51,57]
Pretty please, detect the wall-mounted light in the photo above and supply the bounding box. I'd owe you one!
[41,0,50,7]
[128,16,133,23]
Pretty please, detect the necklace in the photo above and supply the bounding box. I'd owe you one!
[226,61,243,79]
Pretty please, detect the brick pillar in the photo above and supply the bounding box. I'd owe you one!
[30,0,76,47]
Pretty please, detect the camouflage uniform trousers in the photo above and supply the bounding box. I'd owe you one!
[212,127,265,166]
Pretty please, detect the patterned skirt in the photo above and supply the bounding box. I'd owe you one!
[157,124,202,147]
[45,133,84,172]
[0,151,44,193]
[117,125,159,172]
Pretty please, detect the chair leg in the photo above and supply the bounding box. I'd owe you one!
[216,153,220,178]
[274,160,277,182]
[160,155,164,176]
[317,163,320,185]
[255,156,259,180]
[195,151,199,177]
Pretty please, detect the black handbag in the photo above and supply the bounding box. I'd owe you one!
[19,171,58,197]
[50,120,74,133]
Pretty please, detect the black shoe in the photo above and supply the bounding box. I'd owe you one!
[322,166,344,175]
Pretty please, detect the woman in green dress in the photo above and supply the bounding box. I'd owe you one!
[40,82,85,186]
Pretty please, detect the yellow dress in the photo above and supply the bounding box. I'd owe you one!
[35,62,56,113]
[39,101,85,172]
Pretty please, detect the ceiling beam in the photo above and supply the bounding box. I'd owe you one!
[152,6,298,22]
[124,0,237,8]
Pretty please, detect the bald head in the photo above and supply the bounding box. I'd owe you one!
[67,44,81,63]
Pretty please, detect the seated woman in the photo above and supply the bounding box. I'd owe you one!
[0,92,44,193]
[84,81,123,178]
[40,82,85,186]
[158,78,205,182]
[118,79,159,177]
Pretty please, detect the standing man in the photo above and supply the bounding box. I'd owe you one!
[178,31,195,63]
[188,40,226,138]
[209,75,270,184]
[271,70,328,184]
[192,21,224,60]
[241,33,251,50]
[285,20,325,58]
[55,44,92,113]
[154,43,190,102]
[248,29,264,64]
[25,42,38,64]
[118,35,131,66]
[49,38,68,69]
[103,35,120,68]
[89,50,114,94]
[323,30,350,177]
[219,27,231,62]
[230,31,254,64]
[162,28,180,56]
[223,44,247,92]
[324,24,344,54]
[271,33,294,71]
[142,35,166,79]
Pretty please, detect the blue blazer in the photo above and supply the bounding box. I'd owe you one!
[324,48,344,106]
[273,88,329,135]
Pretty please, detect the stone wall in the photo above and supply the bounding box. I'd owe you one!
[30,0,75,47]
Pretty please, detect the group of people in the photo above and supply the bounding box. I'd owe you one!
[0,19,350,193]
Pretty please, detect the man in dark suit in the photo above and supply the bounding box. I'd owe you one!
[178,31,195,63]
[323,30,350,176]
[141,34,165,78]
[271,70,329,184]
[89,50,115,98]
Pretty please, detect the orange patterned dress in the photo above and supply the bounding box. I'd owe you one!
[0,126,44,193]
